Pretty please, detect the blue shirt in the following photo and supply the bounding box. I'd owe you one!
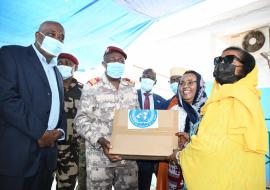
[32,44,64,139]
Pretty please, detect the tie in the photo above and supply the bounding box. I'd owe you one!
[144,92,150,109]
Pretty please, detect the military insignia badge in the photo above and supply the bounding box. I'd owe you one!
[128,109,158,129]
[87,77,101,86]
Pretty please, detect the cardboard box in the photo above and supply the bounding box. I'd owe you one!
[109,109,179,160]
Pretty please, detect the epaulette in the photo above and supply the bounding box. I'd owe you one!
[122,78,135,86]
[87,77,101,86]
[71,78,84,89]
[77,81,84,88]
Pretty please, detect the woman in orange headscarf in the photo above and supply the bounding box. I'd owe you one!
[173,46,268,190]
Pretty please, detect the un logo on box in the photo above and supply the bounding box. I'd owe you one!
[128,109,158,129]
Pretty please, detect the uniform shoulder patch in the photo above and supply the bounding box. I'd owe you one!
[122,78,135,86]
[87,77,101,86]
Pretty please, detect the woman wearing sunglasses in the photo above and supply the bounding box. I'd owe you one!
[170,46,268,190]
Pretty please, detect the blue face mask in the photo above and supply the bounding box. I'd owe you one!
[170,82,179,94]
[106,62,125,79]
[141,78,155,92]
[39,32,64,57]
[57,65,73,80]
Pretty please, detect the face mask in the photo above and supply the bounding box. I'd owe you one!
[39,33,64,57]
[106,62,125,79]
[57,65,73,80]
[170,82,179,94]
[213,63,240,85]
[141,78,155,92]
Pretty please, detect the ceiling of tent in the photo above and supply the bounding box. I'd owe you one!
[1,0,270,91]
[0,0,204,70]
[124,0,270,90]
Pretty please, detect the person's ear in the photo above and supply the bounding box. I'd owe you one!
[72,64,77,72]
[75,65,78,71]
[102,61,106,68]
[35,32,43,43]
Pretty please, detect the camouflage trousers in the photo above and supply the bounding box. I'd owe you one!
[56,138,86,190]
[56,143,79,190]
[77,138,86,190]
[87,163,138,190]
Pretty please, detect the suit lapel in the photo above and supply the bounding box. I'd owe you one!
[153,94,161,109]
[54,67,64,110]
[137,89,143,109]
[26,45,50,88]
[153,94,157,109]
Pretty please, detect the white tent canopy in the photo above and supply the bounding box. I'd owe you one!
[125,0,270,94]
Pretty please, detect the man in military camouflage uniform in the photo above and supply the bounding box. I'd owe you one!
[56,53,86,190]
[74,46,139,190]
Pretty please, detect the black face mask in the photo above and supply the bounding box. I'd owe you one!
[213,63,241,85]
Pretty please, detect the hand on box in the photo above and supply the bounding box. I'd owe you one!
[98,137,122,162]
[176,132,190,150]
[166,149,179,163]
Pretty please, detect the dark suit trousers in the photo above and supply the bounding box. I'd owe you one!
[0,169,53,190]
[0,148,55,190]
[137,160,157,190]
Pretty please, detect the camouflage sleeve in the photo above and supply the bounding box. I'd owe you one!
[74,84,102,149]
[133,87,140,109]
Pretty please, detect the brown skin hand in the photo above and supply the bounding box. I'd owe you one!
[97,137,122,162]
[166,132,190,162]
[38,129,63,148]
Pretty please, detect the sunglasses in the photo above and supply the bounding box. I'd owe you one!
[214,55,242,66]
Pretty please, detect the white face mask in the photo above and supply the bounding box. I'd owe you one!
[57,65,73,80]
[39,33,64,57]
[140,78,155,92]
[170,82,179,94]
[106,62,125,79]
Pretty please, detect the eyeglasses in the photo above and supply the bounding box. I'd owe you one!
[214,55,242,66]
[179,80,197,87]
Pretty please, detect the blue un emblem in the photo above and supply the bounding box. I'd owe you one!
[128,109,158,129]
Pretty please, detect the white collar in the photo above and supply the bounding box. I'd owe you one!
[32,44,57,67]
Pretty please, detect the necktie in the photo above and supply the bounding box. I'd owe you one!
[144,92,150,109]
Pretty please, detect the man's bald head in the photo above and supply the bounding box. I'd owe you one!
[38,21,64,33]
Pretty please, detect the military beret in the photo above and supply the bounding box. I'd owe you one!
[104,46,127,59]
[58,53,79,65]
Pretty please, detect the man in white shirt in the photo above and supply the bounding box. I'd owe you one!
[136,68,166,190]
